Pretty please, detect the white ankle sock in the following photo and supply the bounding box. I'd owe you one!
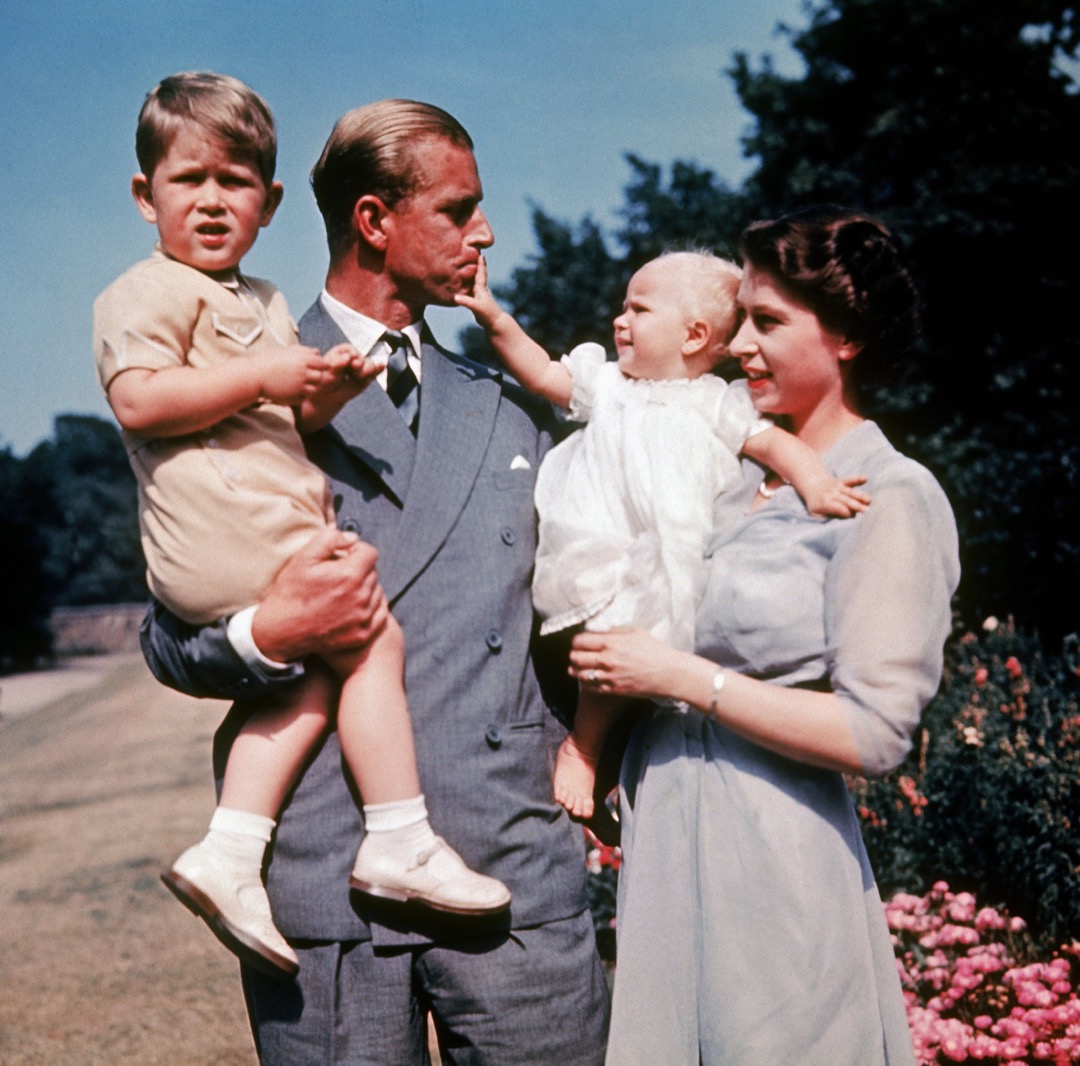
[363,795,437,854]
[204,807,275,867]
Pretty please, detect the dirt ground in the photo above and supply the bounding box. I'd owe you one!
[0,654,258,1064]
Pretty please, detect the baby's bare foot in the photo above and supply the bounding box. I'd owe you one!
[553,736,599,820]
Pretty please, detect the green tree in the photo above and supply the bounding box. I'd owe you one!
[21,415,146,607]
[0,447,52,671]
[729,0,1080,636]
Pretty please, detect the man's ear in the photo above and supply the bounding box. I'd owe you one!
[353,195,391,253]
[259,181,284,228]
[131,174,157,224]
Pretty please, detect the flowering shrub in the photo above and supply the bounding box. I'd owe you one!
[851,619,1080,952]
[889,882,1080,1063]
[584,829,620,964]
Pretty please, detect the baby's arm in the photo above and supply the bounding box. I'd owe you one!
[296,344,384,432]
[743,425,871,517]
[455,256,573,409]
[107,343,343,437]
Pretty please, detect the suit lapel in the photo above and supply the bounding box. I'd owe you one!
[302,300,417,505]
[378,338,502,601]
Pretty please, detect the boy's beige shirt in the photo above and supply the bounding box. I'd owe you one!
[93,247,333,624]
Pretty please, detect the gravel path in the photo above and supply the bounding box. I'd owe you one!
[0,655,256,1064]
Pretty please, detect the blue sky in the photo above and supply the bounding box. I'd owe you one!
[0,0,804,455]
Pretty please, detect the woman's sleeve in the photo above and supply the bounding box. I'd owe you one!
[824,467,960,775]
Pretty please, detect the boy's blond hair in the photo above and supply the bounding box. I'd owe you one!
[135,71,277,184]
[656,251,743,351]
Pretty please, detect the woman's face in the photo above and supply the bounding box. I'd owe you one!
[729,264,857,432]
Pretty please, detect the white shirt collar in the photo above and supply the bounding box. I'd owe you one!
[319,290,423,379]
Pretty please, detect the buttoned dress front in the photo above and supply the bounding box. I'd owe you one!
[606,421,960,1066]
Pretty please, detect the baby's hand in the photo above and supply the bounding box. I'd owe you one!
[258,344,333,405]
[322,343,384,392]
[804,475,871,518]
[453,255,504,330]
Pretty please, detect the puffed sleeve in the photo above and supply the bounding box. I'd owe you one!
[824,465,960,775]
[561,342,610,422]
[714,379,774,455]
[92,266,193,391]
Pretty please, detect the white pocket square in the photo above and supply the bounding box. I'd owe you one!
[510,455,531,470]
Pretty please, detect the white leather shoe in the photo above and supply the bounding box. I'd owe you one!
[349,836,511,916]
[162,841,299,978]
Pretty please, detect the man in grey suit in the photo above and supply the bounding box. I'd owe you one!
[142,100,609,1063]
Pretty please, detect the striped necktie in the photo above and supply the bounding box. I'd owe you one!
[384,331,420,435]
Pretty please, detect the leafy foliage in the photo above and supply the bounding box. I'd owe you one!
[20,415,146,607]
[0,447,53,670]
[0,415,146,669]
[850,620,1080,954]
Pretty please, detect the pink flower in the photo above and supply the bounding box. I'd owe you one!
[974,667,989,687]
[1005,656,1023,679]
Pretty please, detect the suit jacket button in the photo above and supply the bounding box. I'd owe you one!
[485,629,503,652]
[340,519,360,533]
[500,526,516,546]
[485,725,502,748]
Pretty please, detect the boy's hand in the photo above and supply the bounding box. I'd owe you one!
[803,474,871,518]
[258,344,335,405]
[321,343,383,394]
[453,255,505,331]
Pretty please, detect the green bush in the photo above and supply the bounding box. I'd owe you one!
[850,619,1080,953]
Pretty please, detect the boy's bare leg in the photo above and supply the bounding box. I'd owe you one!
[219,670,336,814]
[554,689,627,820]
[324,616,420,802]
[163,671,336,979]
[324,619,511,916]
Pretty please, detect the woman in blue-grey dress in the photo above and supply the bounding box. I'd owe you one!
[571,206,959,1065]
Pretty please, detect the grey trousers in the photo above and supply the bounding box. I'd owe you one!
[242,912,610,1065]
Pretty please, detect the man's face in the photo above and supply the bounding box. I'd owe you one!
[381,136,494,312]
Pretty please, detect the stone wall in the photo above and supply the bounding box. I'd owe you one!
[49,603,146,655]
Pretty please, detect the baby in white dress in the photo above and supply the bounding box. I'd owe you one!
[458,252,870,819]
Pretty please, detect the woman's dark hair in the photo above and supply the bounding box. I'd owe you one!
[740,205,921,390]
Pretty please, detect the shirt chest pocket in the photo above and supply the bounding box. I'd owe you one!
[212,312,264,348]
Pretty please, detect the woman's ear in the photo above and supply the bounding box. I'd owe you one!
[353,195,391,253]
[837,335,865,362]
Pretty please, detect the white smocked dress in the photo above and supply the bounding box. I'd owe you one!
[531,343,770,652]
[605,421,960,1066]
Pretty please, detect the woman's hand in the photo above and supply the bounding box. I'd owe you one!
[570,628,700,702]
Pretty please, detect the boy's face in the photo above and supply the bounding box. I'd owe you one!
[612,260,695,380]
[132,126,282,274]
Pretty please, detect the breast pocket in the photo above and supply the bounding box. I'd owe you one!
[211,313,264,348]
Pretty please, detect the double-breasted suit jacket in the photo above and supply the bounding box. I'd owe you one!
[142,297,589,945]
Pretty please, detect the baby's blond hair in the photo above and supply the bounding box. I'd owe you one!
[653,251,742,354]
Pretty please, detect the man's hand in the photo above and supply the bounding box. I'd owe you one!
[251,527,388,662]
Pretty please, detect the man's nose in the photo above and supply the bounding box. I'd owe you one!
[469,208,494,248]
